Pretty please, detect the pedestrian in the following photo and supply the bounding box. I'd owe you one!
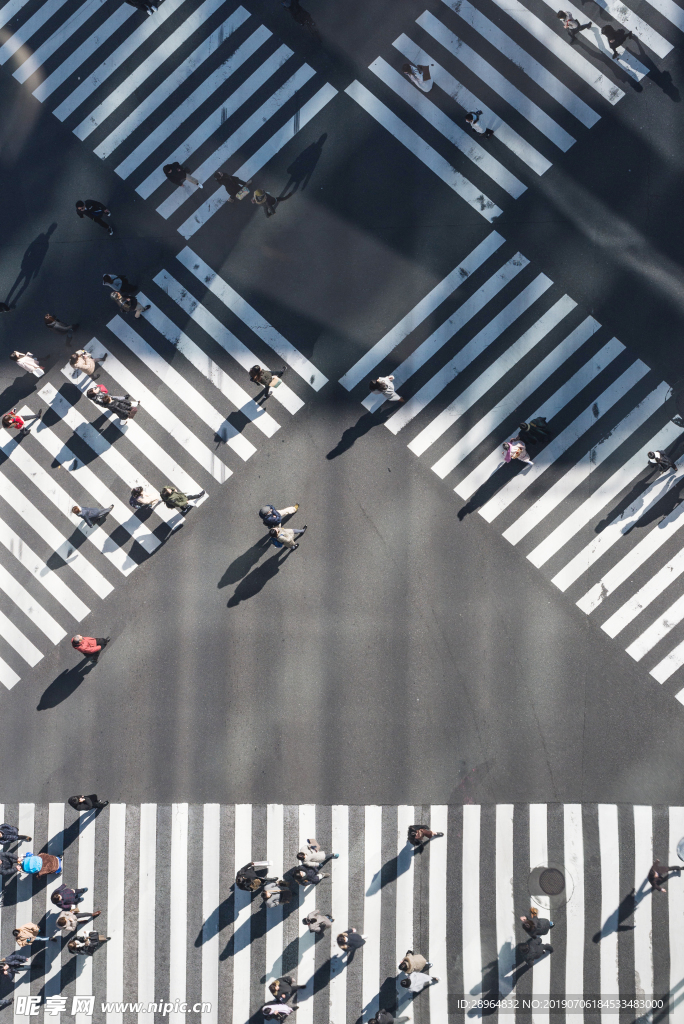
[601,24,632,57]
[129,485,160,510]
[19,851,62,877]
[51,884,88,910]
[75,200,113,235]
[520,910,554,936]
[12,925,49,949]
[296,838,339,867]
[261,881,292,907]
[2,410,32,436]
[51,909,101,940]
[68,795,109,811]
[159,486,205,514]
[0,952,29,979]
[556,10,591,41]
[398,950,432,973]
[72,504,115,529]
[235,861,276,892]
[252,189,279,217]
[0,824,31,845]
[268,977,303,1003]
[370,1012,410,1024]
[368,375,405,403]
[69,348,106,378]
[102,274,137,295]
[45,313,78,341]
[110,290,150,319]
[401,62,433,91]
[336,928,366,961]
[163,162,203,188]
[399,972,439,992]
[522,936,553,966]
[407,824,444,850]
[503,437,533,465]
[648,858,680,893]
[89,388,139,419]
[518,418,550,445]
[214,171,250,201]
[70,635,110,659]
[269,525,307,551]
[0,852,19,880]
[68,932,108,956]
[465,111,494,138]
[258,503,299,528]
[648,450,676,473]
[9,350,45,377]
[261,1004,295,1021]
[125,0,159,14]
[249,365,287,398]
[292,864,329,887]
[303,910,334,933]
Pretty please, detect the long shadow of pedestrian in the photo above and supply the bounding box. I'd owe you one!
[0,376,42,417]
[466,956,504,1016]
[633,36,680,98]
[568,32,642,91]
[196,891,234,947]
[327,405,394,459]
[227,552,289,606]
[592,887,638,942]
[366,845,413,896]
[218,536,271,588]
[280,134,327,198]
[37,660,97,710]
[6,224,57,308]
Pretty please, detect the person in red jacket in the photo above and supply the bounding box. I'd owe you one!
[2,409,32,436]
[71,635,110,659]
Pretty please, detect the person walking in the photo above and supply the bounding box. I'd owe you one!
[2,410,34,436]
[369,375,405,403]
[303,910,334,934]
[19,851,62,877]
[518,418,551,445]
[89,388,139,419]
[259,503,299,528]
[296,838,339,868]
[214,171,250,201]
[0,852,19,881]
[0,824,31,845]
[72,504,114,529]
[68,932,108,956]
[110,290,150,319]
[336,928,366,961]
[68,795,109,811]
[520,910,554,936]
[522,936,553,966]
[399,972,439,993]
[51,883,88,910]
[249,365,287,398]
[10,350,45,376]
[75,200,113,235]
[261,881,292,907]
[407,824,444,850]
[293,863,329,887]
[601,24,632,57]
[163,163,203,188]
[370,1012,410,1024]
[235,861,276,892]
[129,485,160,510]
[648,450,676,473]
[401,62,433,91]
[648,858,680,893]
[103,274,137,295]
[45,313,78,341]
[51,910,101,940]
[252,189,279,217]
[503,437,533,465]
[0,952,29,979]
[465,111,494,138]
[159,486,205,514]
[71,635,110,659]
[556,10,591,41]
[268,977,304,1003]
[261,1004,296,1021]
[269,525,307,551]
[12,924,49,949]
[398,950,432,974]
[69,348,106,378]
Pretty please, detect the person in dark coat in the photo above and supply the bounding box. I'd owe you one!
[0,852,19,879]
[235,862,276,892]
[249,365,287,398]
[68,932,108,956]
[214,171,250,201]
[159,487,205,514]
[45,313,78,341]
[268,977,303,1004]
[522,936,553,966]
[68,796,109,811]
[407,825,444,851]
[102,274,137,296]
[370,1012,410,1024]
[0,952,29,978]
[518,418,551,445]
[72,505,114,529]
[520,914,553,936]
[648,859,681,893]
[337,928,366,962]
[75,200,113,235]
[163,162,202,188]
[51,883,88,910]
[648,450,676,474]
[601,23,632,57]
[0,824,31,844]
[292,865,329,887]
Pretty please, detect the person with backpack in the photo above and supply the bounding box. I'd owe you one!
[159,486,205,513]
[269,526,307,551]
[20,851,62,877]
[520,908,554,936]
[407,824,444,851]
[258,503,299,529]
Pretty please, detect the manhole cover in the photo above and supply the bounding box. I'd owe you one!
[540,868,565,895]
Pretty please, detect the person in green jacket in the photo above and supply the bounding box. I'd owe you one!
[160,486,205,513]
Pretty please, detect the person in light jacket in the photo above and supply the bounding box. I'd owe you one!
[51,909,101,940]
[398,950,431,974]
[13,924,48,948]
[368,375,404,403]
[69,349,106,378]
[296,838,338,867]
[302,910,333,934]
[269,526,307,551]
[503,438,533,465]
[10,350,45,376]
[401,62,433,91]
[129,486,160,510]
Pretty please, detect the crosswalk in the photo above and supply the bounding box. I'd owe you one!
[344,0,680,219]
[0,0,337,236]
[0,248,326,690]
[2,801,682,1023]
[340,230,684,699]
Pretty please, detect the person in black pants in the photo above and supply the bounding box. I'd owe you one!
[214,171,250,202]
[75,200,113,235]
[520,913,554,936]
[518,418,551,445]
[68,796,109,811]
[556,10,591,41]
[522,936,553,966]
[0,824,31,845]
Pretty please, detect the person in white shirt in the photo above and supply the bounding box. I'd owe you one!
[369,375,405,403]
[465,111,494,139]
[401,62,433,92]
[648,450,676,473]
[400,971,439,993]
[10,350,45,376]
[556,10,591,42]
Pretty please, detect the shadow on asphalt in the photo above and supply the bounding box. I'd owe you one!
[37,659,98,710]
[226,552,290,606]
[218,536,271,588]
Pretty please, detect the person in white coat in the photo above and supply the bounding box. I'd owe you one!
[296,838,339,868]
[369,375,405,403]
[401,62,433,91]
[10,351,45,376]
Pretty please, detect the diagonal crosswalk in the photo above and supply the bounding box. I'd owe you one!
[0,801,680,1022]
[0,252,325,690]
[340,230,684,701]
